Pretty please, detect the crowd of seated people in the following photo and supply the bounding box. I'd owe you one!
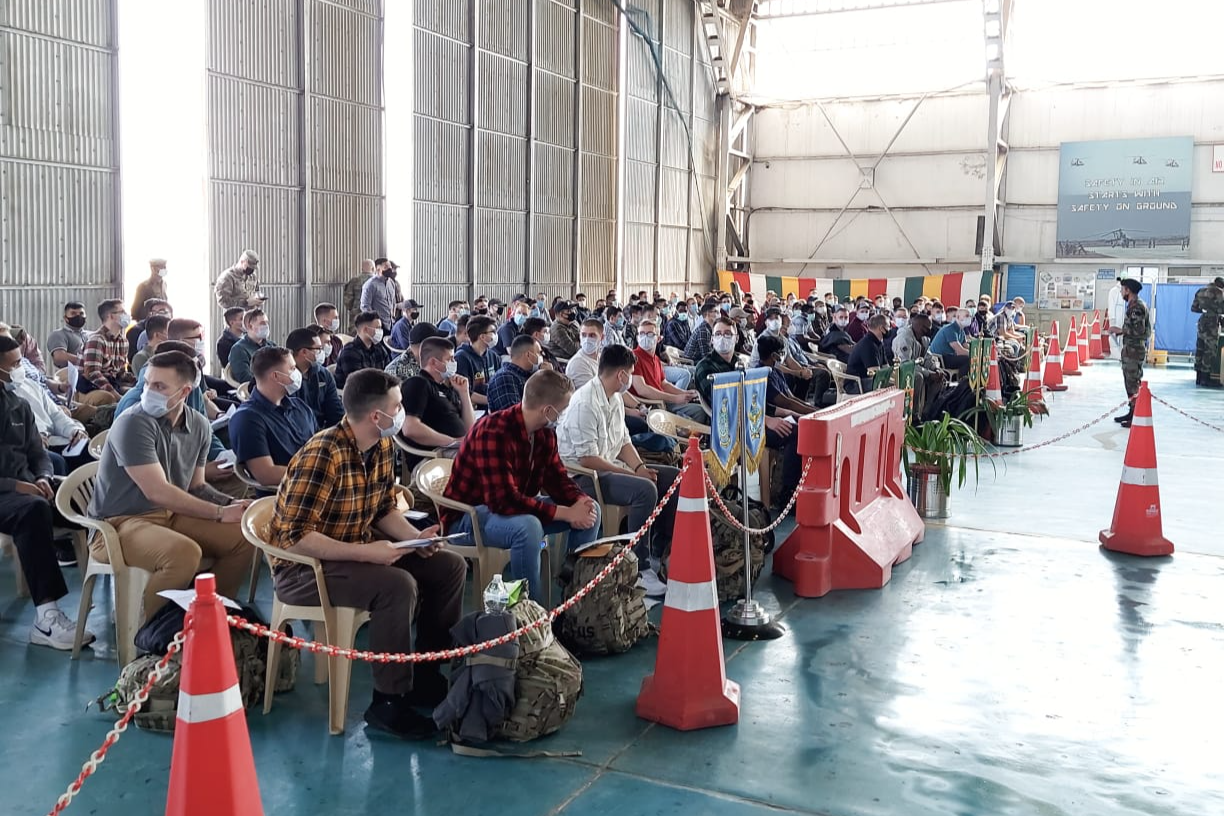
[1,260,1031,738]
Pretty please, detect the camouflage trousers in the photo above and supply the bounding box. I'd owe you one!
[1121,354,1144,398]
[1194,325,1221,374]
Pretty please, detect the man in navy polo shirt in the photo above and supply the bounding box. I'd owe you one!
[230,346,318,490]
[454,315,500,408]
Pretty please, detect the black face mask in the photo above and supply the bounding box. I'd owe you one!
[244,266,256,275]
[67,315,87,329]
[384,270,397,279]
[409,311,419,320]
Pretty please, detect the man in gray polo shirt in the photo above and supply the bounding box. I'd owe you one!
[88,350,253,621]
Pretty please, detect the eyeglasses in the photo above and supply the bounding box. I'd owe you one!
[183,335,203,343]
[713,332,735,338]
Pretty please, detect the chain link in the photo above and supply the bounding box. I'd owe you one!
[1151,394,1224,434]
[230,460,690,664]
[48,631,186,816]
[703,457,813,535]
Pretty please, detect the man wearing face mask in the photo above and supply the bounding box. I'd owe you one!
[574,294,590,321]
[892,312,945,419]
[632,319,706,422]
[343,258,377,332]
[82,299,136,395]
[313,302,345,366]
[558,344,679,594]
[88,350,255,621]
[47,301,92,371]
[227,308,276,385]
[400,338,475,471]
[520,317,556,371]
[214,249,265,310]
[131,258,169,321]
[444,370,600,602]
[496,299,530,356]
[548,301,581,363]
[846,314,890,393]
[361,258,402,333]
[389,299,422,352]
[929,308,973,376]
[929,301,947,327]
[694,318,743,408]
[1108,279,1151,426]
[270,368,464,740]
[487,335,543,413]
[438,301,468,336]
[335,312,391,390]
[847,302,872,342]
[453,316,500,408]
[817,306,856,364]
[662,299,692,351]
[602,305,628,347]
[287,327,344,429]
[566,319,609,390]
[228,347,317,490]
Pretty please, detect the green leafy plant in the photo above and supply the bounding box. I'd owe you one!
[973,389,1042,433]
[903,414,990,494]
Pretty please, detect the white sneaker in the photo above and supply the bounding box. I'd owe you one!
[30,609,95,651]
[639,568,668,598]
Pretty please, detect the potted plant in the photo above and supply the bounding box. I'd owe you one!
[974,390,1046,447]
[903,414,989,519]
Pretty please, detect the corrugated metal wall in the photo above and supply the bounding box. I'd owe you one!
[0,0,121,354]
[206,0,384,341]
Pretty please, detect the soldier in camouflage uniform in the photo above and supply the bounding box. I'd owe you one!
[1109,279,1150,428]
[342,259,376,333]
[1190,276,1224,387]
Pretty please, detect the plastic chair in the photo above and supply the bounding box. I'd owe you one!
[54,462,147,664]
[241,498,370,736]
[826,359,863,403]
[415,458,552,608]
[235,382,251,402]
[391,434,445,486]
[87,429,108,460]
[564,462,627,538]
[222,364,242,388]
[334,333,354,346]
[384,336,406,356]
[646,407,710,442]
[232,462,278,602]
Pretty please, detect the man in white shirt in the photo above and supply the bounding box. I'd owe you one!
[564,319,605,390]
[557,344,678,595]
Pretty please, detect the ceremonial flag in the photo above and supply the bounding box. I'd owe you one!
[705,370,742,487]
[742,367,769,474]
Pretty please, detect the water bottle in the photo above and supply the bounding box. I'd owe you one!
[483,573,510,614]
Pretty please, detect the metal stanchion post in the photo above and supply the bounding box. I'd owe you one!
[722,364,785,641]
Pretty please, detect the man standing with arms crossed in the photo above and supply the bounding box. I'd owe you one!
[1190,276,1224,388]
[1109,279,1151,428]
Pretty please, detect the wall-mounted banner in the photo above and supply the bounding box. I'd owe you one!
[718,271,999,308]
[1056,136,1193,259]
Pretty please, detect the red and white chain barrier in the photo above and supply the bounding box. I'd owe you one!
[1151,393,1224,434]
[229,459,689,664]
[47,631,186,816]
[703,457,814,535]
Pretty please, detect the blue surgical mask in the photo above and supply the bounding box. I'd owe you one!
[514,313,527,326]
[141,387,184,418]
[677,312,689,322]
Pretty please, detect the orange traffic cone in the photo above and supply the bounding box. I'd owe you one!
[1101,316,1112,355]
[1077,319,1092,367]
[1063,317,1082,376]
[1043,321,1068,392]
[637,437,740,731]
[1089,311,1104,359]
[1024,333,1043,406]
[1100,383,1173,557]
[166,574,264,816]
[984,340,1002,404]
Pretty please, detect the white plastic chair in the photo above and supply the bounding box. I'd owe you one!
[241,498,369,736]
[826,359,863,403]
[564,462,627,538]
[87,429,108,460]
[222,364,242,389]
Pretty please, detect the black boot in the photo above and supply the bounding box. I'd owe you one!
[1196,370,1207,386]
[1113,409,1132,424]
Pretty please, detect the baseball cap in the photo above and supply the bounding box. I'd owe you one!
[409,321,447,345]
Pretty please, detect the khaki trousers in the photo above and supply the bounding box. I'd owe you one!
[93,509,253,621]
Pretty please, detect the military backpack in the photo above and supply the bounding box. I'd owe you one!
[495,599,583,743]
[556,544,652,656]
[709,485,774,602]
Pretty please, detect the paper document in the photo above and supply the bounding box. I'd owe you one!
[404,510,430,521]
[63,436,89,458]
[158,588,241,611]
[211,404,237,430]
[65,363,80,392]
[391,539,436,550]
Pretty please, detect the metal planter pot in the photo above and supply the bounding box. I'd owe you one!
[995,415,1024,448]
[908,468,949,519]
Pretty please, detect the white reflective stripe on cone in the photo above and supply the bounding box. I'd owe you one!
[1120,466,1158,486]
[664,578,719,613]
[1130,415,1153,427]
[177,685,244,724]
[677,495,707,513]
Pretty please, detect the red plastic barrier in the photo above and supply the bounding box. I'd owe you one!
[773,389,925,598]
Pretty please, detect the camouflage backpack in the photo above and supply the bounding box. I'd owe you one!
[495,599,583,743]
[709,485,774,602]
[556,544,651,656]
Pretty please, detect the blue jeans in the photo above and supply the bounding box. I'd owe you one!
[663,365,691,390]
[450,502,602,603]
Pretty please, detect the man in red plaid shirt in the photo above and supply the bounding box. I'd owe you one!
[442,370,600,601]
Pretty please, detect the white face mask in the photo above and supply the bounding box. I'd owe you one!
[372,328,384,344]
[857,311,870,320]
[141,386,184,418]
[541,331,551,345]
[193,339,207,357]
[932,312,945,323]
[254,324,271,341]
[638,334,657,352]
[281,368,303,395]
[158,268,168,279]
[712,335,736,354]
[314,348,328,367]
[834,317,849,328]
[377,407,405,438]
[329,318,340,332]
[5,365,26,386]
[616,372,632,394]
[958,317,973,328]
[765,318,781,333]
[580,336,600,356]
[117,312,132,329]
[896,317,908,328]
[443,360,458,379]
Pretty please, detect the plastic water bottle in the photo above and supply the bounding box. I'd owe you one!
[483,573,510,613]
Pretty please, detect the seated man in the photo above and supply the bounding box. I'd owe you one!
[286,327,344,429]
[0,338,94,649]
[437,300,467,336]
[130,314,170,377]
[227,308,276,384]
[547,302,580,363]
[388,299,420,352]
[443,370,600,602]
[270,368,466,739]
[1,336,88,474]
[602,306,627,347]
[82,298,136,396]
[88,350,254,621]
[217,306,246,368]
[335,311,390,389]
[229,346,318,489]
[683,301,720,361]
[496,299,529,356]
[387,321,445,382]
[47,300,91,370]
[487,335,540,413]
[565,318,606,390]
[399,337,475,470]
[520,316,556,370]
[557,345,678,588]
[891,312,945,418]
[929,308,972,375]
[453,316,500,408]
[631,319,707,422]
[817,306,856,364]
[127,298,172,360]
[662,304,692,351]
[313,302,344,365]
[846,314,889,393]
[694,317,742,407]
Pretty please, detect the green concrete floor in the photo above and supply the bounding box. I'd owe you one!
[2,364,1222,815]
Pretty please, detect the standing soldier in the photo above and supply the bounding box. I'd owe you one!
[1108,279,1150,428]
[343,259,376,333]
[1190,276,1224,388]
[214,250,265,311]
